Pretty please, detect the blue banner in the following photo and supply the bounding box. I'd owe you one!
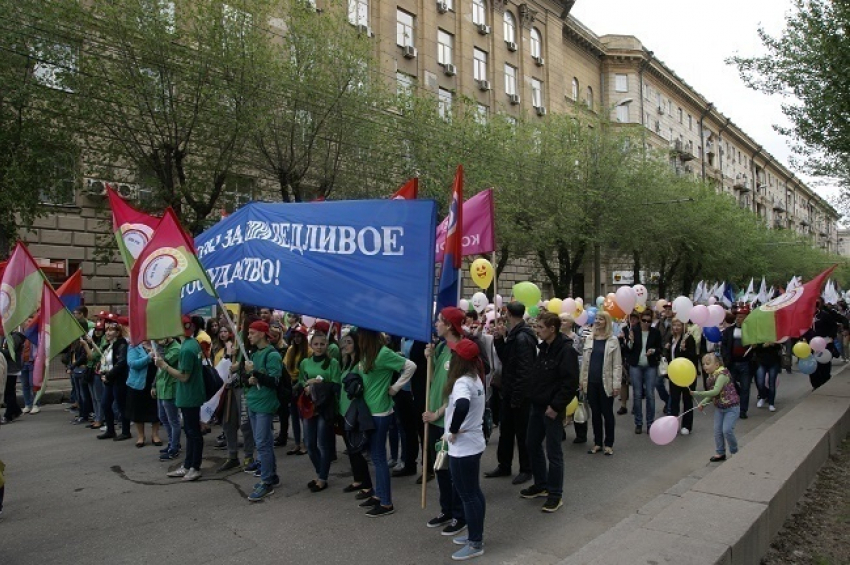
[182,200,437,342]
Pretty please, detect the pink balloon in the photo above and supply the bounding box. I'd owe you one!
[689,305,710,327]
[707,304,726,327]
[708,296,718,305]
[575,297,584,306]
[562,298,577,315]
[575,311,589,326]
[809,336,827,353]
[301,315,316,328]
[615,286,637,314]
[495,294,503,309]
[649,416,679,446]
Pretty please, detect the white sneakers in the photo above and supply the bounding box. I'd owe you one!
[680,428,690,436]
[30,406,40,414]
[167,466,188,478]
[756,399,765,409]
[22,407,31,414]
[769,405,776,412]
[183,468,202,482]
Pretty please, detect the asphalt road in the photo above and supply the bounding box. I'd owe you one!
[0,365,841,565]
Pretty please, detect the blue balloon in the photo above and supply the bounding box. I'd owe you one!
[798,356,817,375]
[586,307,597,325]
[703,326,722,343]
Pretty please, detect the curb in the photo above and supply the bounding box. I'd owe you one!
[561,363,850,565]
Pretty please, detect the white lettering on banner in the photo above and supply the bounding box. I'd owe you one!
[435,233,481,253]
[203,221,406,258]
[199,258,283,291]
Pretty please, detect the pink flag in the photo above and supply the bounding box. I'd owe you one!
[435,188,495,262]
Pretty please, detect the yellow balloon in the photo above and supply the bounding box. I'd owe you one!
[470,258,494,290]
[635,304,646,313]
[668,358,697,388]
[548,298,563,314]
[792,342,812,359]
[566,396,579,417]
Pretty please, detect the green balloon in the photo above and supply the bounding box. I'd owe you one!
[528,306,540,317]
[512,281,542,307]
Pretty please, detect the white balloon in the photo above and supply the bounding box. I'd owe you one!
[615,286,637,314]
[562,298,577,315]
[672,296,694,322]
[633,284,648,306]
[708,296,717,305]
[459,299,470,312]
[815,350,833,364]
[471,292,489,313]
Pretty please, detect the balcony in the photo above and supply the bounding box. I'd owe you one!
[671,139,695,162]
[772,199,786,212]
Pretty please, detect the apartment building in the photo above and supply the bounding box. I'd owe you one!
[16,0,840,308]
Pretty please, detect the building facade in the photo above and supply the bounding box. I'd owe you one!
[17,0,841,309]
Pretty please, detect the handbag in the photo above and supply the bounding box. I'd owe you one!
[659,357,669,377]
[433,438,449,471]
[573,393,588,424]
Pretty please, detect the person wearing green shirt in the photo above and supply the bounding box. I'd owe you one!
[338,329,374,499]
[356,329,416,517]
[152,337,182,461]
[299,332,342,492]
[422,307,467,534]
[244,320,283,502]
[313,320,342,363]
[157,316,205,482]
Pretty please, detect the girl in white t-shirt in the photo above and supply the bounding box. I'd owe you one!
[443,338,487,561]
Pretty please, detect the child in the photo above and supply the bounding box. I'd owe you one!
[692,353,740,462]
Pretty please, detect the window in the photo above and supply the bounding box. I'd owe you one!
[396,71,415,97]
[571,77,579,100]
[39,150,76,205]
[585,86,593,109]
[138,0,175,33]
[529,28,541,58]
[33,44,77,92]
[472,0,486,26]
[504,11,516,43]
[443,0,454,9]
[348,0,369,27]
[222,174,255,213]
[473,48,487,81]
[504,64,517,96]
[678,107,683,123]
[475,104,488,124]
[688,114,693,131]
[531,78,543,108]
[223,3,252,38]
[438,88,453,119]
[396,9,414,47]
[616,105,630,123]
[437,30,453,66]
[614,74,628,93]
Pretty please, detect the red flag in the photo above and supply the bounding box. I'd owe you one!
[1,242,44,340]
[32,280,85,394]
[391,178,419,200]
[107,184,161,272]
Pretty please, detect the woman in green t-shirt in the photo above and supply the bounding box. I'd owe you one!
[299,333,341,492]
[339,330,374,500]
[356,329,416,517]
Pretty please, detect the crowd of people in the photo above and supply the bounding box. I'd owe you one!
[1,297,848,559]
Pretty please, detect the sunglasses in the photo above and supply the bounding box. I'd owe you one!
[641,319,652,323]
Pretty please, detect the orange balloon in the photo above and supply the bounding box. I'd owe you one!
[604,292,626,319]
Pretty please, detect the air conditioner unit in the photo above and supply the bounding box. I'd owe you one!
[506,40,517,52]
[84,178,107,197]
[402,45,417,59]
[477,23,491,35]
[508,93,520,105]
[535,105,547,116]
[442,63,456,76]
[477,79,491,91]
[533,56,544,67]
[436,0,448,13]
[115,183,139,200]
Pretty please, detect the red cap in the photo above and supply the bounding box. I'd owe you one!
[734,304,751,315]
[292,324,309,337]
[313,320,331,335]
[182,315,194,337]
[96,310,111,319]
[448,338,480,361]
[94,321,106,331]
[440,307,465,336]
[249,320,270,336]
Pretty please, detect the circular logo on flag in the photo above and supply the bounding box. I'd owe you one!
[138,248,188,300]
[760,287,803,312]
[0,283,15,323]
[122,224,155,260]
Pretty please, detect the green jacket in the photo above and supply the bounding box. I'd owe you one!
[155,340,181,401]
[246,345,282,414]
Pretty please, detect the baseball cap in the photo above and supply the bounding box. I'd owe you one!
[448,338,480,361]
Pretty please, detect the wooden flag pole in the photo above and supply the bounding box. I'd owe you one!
[421,351,433,509]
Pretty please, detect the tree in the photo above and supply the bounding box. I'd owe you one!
[0,0,79,255]
[730,0,850,219]
[63,0,277,233]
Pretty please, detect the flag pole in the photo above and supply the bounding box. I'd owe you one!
[492,251,498,307]
[217,297,248,360]
[421,351,432,509]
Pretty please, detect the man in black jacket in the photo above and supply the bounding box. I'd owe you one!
[520,312,578,513]
[486,301,537,485]
[624,311,664,433]
[1,331,25,424]
[721,304,754,417]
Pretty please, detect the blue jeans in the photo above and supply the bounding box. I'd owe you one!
[304,415,334,482]
[431,424,463,521]
[20,363,35,408]
[526,403,564,498]
[181,406,203,471]
[158,399,182,452]
[449,453,486,546]
[730,362,752,415]
[72,371,91,418]
[249,410,277,485]
[756,364,779,406]
[630,365,658,427]
[713,405,739,456]
[369,414,394,506]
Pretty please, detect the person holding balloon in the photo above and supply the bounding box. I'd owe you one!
[579,312,621,455]
[665,320,698,435]
[692,354,740,462]
[623,310,664,434]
